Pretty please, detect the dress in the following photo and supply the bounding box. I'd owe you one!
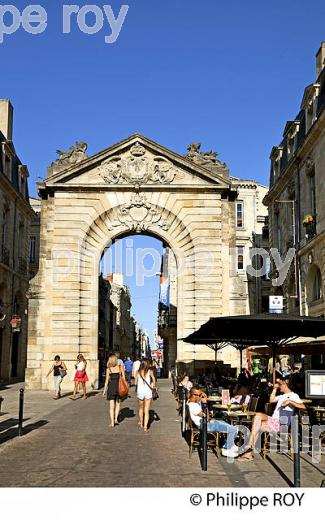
[74,361,89,383]
[137,371,153,400]
[107,370,120,400]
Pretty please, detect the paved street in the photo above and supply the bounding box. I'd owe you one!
[1,380,325,487]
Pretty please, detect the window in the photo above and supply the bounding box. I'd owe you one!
[312,268,323,301]
[310,172,316,216]
[1,209,8,249]
[236,246,244,271]
[236,202,244,228]
[29,236,36,263]
[4,155,11,179]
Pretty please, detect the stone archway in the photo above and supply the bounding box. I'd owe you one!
[25,134,237,389]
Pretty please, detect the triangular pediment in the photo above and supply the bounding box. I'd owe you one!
[40,134,232,193]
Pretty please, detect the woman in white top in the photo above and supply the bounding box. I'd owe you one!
[71,354,89,400]
[135,359,157,432]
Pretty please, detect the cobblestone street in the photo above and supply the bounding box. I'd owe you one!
[1,380,324,487]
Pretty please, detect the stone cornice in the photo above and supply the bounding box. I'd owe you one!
[0,171,34,216]
[264,109,325,206]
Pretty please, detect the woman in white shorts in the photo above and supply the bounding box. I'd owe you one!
[135,359,157,432]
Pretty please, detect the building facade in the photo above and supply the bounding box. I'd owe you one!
[264,42,325,321]
[0,100,34,383]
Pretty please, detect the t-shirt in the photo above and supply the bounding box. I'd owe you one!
[124,360,133,372]
[117,359,124,366]
[188,401,202,428]
[133,360,141,375]
[272,392,303,420]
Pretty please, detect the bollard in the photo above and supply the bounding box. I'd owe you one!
[292,413,301,487]
[181,386,187,436]
[0,395,4,415]
[201,401,208,471]
[18,388,24,436]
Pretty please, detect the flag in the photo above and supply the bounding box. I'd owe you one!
[159,275,170,307]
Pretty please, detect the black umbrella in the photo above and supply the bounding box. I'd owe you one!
[183,314,325,378]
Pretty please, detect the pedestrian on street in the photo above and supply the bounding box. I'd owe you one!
[71,354,89,400]
[132,356,141,390]
[115,351,125,378]
[46,355,67,399]
[103,354,125,427]
[135,358,157,432]
[124,356,133,386]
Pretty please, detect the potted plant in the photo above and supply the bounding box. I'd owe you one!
[303,214,315,226]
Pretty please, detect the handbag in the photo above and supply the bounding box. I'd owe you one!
[59,369,67,378]
[141,374,159,400]
[118,367,129,398]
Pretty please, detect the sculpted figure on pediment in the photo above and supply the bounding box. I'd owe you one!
[48,142,88,176]
[185,142,229,176]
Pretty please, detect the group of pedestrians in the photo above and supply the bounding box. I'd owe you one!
[47,352,158,432]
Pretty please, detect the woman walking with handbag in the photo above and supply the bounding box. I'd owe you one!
[71,354,89,400]
[135,359,157,432]
[103,354,128,427]
[46,355,67,399]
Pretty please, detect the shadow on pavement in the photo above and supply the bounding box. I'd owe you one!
[119,407,136,422]
[0,419,48,445]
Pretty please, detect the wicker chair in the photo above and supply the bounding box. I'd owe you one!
[187,414,221,458]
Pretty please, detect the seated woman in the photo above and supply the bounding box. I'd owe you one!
[239,375,305,461]
[231,384,251,406]
[179,374,193,392]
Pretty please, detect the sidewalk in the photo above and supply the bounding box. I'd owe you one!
[0,380,325,487]
[0,382,81,443]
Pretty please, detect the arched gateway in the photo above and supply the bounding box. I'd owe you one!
[26,135,239,389]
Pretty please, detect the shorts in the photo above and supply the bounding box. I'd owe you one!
[137,389,152,401]
[267,417,280,432]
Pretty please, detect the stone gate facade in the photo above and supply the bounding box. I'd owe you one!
[26,134,242,389]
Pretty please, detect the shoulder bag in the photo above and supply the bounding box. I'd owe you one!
[118,367,129,398]
[141,373,159,400]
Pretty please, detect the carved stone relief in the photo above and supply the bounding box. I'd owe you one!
[48,142,88,176]
[185,142,229,176]
[110,193,170,233]
[97,142,178,186]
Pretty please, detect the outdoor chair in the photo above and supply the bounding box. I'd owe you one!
[187,413,221,459]
[261,430,293,460]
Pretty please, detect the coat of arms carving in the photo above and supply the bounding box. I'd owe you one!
[110,193,170,233]
[98,142,177,185]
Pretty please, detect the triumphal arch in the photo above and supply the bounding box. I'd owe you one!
[25,134,239,389]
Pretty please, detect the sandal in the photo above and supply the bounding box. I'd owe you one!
[143,427,148,432]
[238,453,254,462]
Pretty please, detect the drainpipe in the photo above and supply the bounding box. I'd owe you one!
[296,160,303,314]
[9,197,18,379]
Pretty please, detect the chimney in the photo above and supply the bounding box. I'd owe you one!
[316,42,325,78]
[0,99,13,140]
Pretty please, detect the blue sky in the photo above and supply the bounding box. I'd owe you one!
[2,0,325,338]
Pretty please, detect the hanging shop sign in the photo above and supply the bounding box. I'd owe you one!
[10,315,22,332]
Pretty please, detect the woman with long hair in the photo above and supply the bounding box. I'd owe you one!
[136,358,157,432]
[103,354,125,427]
[71,353,89,400]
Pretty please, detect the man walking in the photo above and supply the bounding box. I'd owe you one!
[124,356,133,386]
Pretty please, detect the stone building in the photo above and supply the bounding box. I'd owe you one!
[0,99,34,383]
[105,272,136,356]
[29,197,41,279]
[158,179,270,374]
[264,42,325,323]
